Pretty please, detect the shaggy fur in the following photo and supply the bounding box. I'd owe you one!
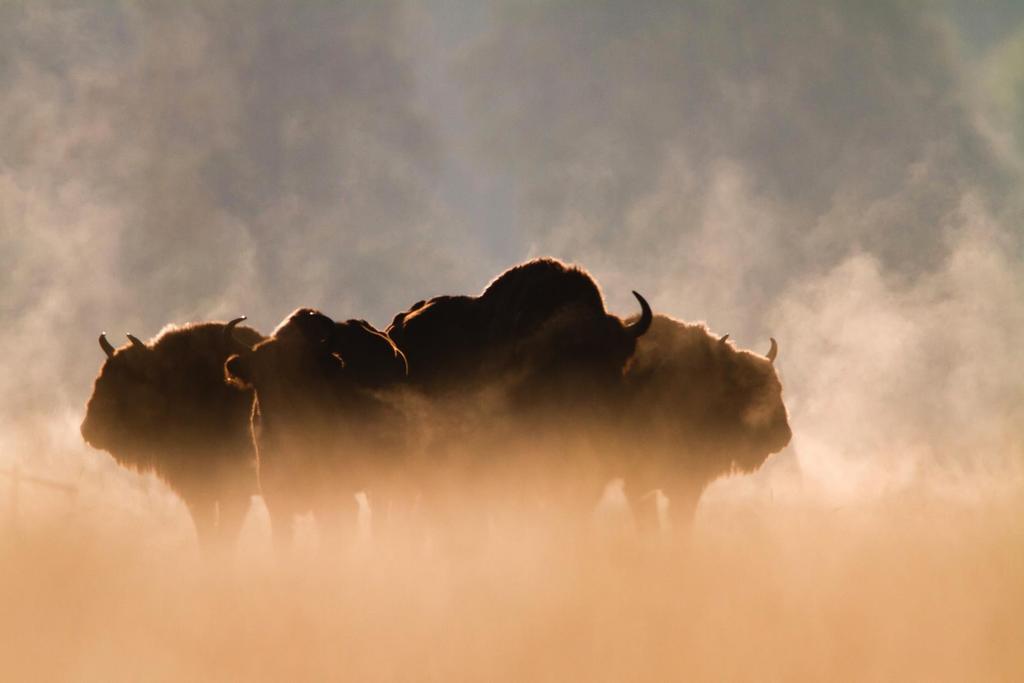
[387,258,650,418]
[224,308,407,548]
[621,315,792,531]
[81,320,265,549]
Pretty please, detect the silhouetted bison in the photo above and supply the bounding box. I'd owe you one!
[81,319,264,549]
[621,315,792,533]
[224,308,408,548]
[386,258,652,535]
[387,258,651,417]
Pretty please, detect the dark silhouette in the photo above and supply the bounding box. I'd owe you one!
[386,258,653,535]
[224,308,408,549]
[621,315,792,534]
[388,257,651,417]
[81,319,265,550]
[80,261,788,550]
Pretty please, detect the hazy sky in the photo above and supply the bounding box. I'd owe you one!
[2,1,1022,497]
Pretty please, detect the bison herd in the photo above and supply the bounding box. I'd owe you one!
[80,258,791,552]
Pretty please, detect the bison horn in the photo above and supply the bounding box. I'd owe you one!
[126,333,146,349]
[224,316,250,351]
[766,337,778,363]
[627,291,652,337]
[719,334,730,345]
[99,333,115,358]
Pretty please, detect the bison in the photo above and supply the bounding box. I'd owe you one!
[387,257,651,417]
[80,318,265,550]
[620,315,792,535]
[385,258,653,536]
[223,308,408,549]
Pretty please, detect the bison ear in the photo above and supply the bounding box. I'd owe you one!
[224,354,254,389]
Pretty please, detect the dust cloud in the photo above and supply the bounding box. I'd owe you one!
[2,468,1022,681]
[2,1,1024,680]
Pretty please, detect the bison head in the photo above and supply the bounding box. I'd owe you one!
[626,315,792,477]
[81,332,167,460]
[224,309,401,423]
[224,310,346,411]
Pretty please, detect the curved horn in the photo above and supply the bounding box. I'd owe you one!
[626,291,652,338]
[99,333,115,358]
[224,317,251,352]
[766,337,778,363]
[126,333,146,350]
[719,334,730,345]
[224,316,249,350]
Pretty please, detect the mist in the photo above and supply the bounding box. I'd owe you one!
[1,1,1022,680]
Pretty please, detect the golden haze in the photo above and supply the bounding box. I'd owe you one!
[1,439,1022,682]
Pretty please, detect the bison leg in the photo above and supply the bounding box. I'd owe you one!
[625,484,661,540]
[264,500,296,553]
[624,474,704,546]
[364,485,411,546]
[184,496,218,552]
[662,478,704,539]
[216,489,252,548]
